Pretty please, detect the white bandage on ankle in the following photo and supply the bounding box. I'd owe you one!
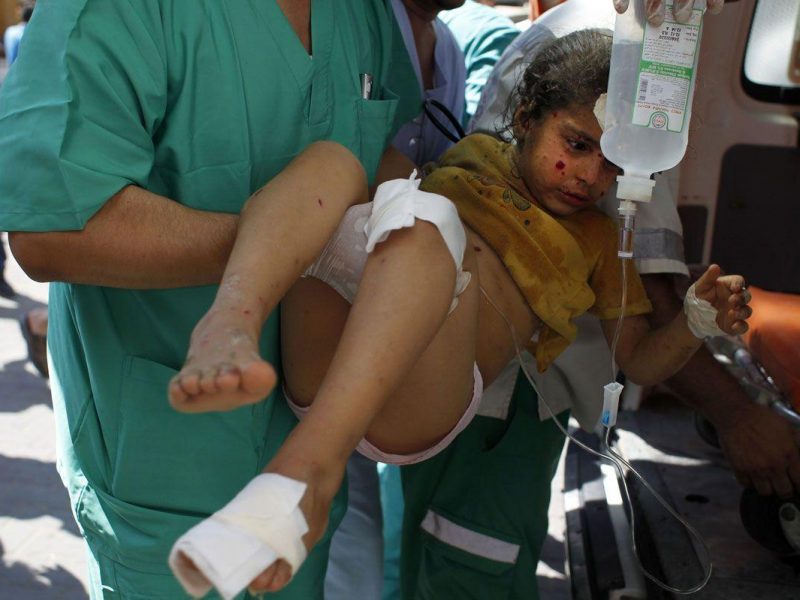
[169,474,309,600]
[365,172,471,311]
[684,282,726,339]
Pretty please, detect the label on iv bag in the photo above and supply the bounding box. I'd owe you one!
[632,2,703,133]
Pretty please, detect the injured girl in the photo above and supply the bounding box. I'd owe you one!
[167,30,751,599]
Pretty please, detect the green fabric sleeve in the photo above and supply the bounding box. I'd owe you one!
[0,0,166,232]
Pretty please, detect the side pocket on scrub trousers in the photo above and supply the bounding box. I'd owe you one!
[112,356,262,514]
[415,508,519,600]
[357,85,400,181]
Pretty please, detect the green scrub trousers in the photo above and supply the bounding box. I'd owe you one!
[400,370,569,600]
[0,1,419,598]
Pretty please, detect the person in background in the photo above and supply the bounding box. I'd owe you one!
[18,306,48,377]
[0,234,14,298]
[439,0,520,125]
[389,0,467,167]
[0,1,420,597]
[3,0,34,66]
[0,1,35,299]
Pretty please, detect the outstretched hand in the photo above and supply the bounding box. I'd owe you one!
[692,264,751,335]
[613,0,724,27]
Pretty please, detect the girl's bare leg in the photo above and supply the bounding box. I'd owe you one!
[246,223,481,593]
[168,141,368,412]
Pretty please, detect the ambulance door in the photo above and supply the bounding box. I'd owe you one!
[678,0,800,293]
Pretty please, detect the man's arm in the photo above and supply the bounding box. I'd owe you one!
[10,146,408,290]
[10,185,238,289]
[643,274,800,498]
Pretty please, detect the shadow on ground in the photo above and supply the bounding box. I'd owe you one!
[0,540,86,600]
[0,454,79,536]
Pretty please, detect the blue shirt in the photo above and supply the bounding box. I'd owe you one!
[391,0,466,165]
[3,22,25,65]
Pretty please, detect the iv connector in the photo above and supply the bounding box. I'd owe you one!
[617,201,637,259]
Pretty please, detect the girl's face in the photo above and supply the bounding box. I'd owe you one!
[515,103,620,218]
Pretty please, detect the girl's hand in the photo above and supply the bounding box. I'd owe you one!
[692,264,751,335]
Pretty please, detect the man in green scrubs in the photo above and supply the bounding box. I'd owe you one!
[0,1,418,597]
[400,372,568,600]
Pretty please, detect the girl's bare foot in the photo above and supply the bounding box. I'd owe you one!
[169,305,277,412]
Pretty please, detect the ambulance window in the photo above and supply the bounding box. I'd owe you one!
[742,0,800,103]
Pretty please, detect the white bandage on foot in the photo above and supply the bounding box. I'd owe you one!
[684,281,726,339]
[366,171,471,311]
[169,474,309,600]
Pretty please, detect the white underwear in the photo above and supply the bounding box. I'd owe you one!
[304,172,471,310]
[284,364,483,465]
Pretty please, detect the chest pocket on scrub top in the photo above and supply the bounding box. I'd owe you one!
[356,86,399,180]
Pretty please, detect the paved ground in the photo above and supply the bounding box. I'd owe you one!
[0,242,90,599]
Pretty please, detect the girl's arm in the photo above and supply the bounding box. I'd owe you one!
[602,264,751,385]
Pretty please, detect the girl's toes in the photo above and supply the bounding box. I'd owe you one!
[248,564,280,594]
[267,561,292,591]
[168,380,189,406]
[179,370,203,396]
[199,368,220,394]
[241,361,277,397]
[216,365,241,392]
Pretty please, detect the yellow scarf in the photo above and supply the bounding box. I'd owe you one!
[421,134,606,371]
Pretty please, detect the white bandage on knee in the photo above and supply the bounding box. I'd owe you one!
[169,474,309,600]
[684,282,726,339]
[365,172,471,310]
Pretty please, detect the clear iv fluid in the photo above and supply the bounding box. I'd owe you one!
[601,0,705,189]
[602,47,691,176]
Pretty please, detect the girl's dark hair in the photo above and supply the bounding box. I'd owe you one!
[505,29,612,141]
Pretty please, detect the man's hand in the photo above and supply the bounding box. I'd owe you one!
[715,401,800,498]
[613,0,724,27]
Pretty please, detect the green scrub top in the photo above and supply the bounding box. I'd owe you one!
[0,0,419,580]
[439,2,520,124]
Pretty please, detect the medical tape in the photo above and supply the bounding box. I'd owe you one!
[169,474,309,600]
[683,281,726,338]
[365,171,471,312]
[594,92,608,132]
